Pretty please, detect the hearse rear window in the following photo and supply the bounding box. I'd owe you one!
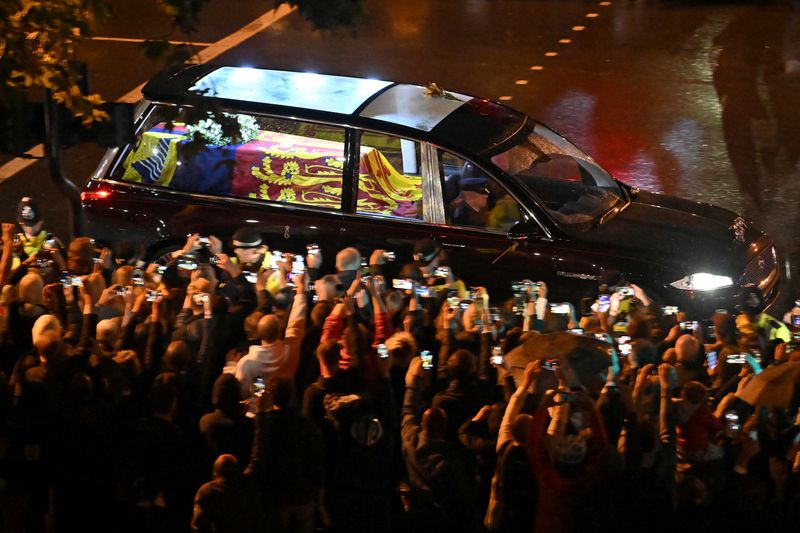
[110,109,354,210]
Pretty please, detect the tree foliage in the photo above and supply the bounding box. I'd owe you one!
[0,0,362,125]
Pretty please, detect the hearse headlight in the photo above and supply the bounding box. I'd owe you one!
[671,273,734,291]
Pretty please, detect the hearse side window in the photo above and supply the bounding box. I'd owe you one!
[110,108,348,211]
[439,151,522,233]
[355,132,423,221]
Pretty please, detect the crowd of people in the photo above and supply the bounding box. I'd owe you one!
[1,197,799,533]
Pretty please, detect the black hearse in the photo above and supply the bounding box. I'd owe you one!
[81,65,780,315]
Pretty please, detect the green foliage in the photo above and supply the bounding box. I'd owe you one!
[1,0,111,124]
[0,0,363,144]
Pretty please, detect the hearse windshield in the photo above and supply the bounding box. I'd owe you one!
[491,122,624,229]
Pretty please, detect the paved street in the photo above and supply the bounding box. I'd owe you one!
[2,0,798,300]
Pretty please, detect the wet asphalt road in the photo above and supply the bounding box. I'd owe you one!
[1,0,798,305]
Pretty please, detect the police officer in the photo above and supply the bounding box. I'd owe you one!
[736,284,791,355]
[14,197,63,261]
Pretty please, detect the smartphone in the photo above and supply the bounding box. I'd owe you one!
[393,279,413,290]
[270,251,283,270]
[70,276,83,287]
[132,268,145,286]
[434,266,450,278]
[706,351,718,370]
[244,271,258,284]
[555,391,575,404]
[420,350,433,370]
[489,306,501,322]
[252,377,266,398]
[146,289,162,302]
[115,286,130,296]
[59,271,71,286]
[793,315,800,327]
[594,333,609,342]
[750,349,762,364]
[568,327,585,335]
[490,346,503,366]
[598,295,611,313]
[459,300,471,310]
[727,353,747,364]
[704,324,717,343]
[680,321,699,332]
[156,265,167,275]
[446,296,460,308]
[292,256,306,275]
[617,286,634,297]
[192,293,209,306]
[382,251,396,262]
[44,238,57,248]
[377,343,389,359]
[724,410,740,434]
[197,237,210,247]
[662,305,679,315]
[177,256,198,271]
[550,303,571,315]
[307,244,320,255]
[415,286,433,298]
[541,359,559,371]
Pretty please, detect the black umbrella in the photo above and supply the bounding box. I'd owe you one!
[503,332,614,392]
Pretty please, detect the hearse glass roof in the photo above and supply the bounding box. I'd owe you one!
[190,67,393,114]
[358,85,470,132]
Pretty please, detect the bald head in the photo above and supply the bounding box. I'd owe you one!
[34,330,61,361]
[675,334,700,364]
[422,407,447,440]
[97,319,120,348]
[257,314,281,344]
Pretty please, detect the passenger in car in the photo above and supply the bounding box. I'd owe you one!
[450,167,492,229]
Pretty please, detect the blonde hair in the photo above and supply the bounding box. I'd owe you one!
[17,273,44,305]
[112,265,134,287]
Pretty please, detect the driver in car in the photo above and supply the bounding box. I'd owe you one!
[451,170,491,227]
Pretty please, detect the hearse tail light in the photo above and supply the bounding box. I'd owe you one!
[81,188,112,201]
[670,273,734,291]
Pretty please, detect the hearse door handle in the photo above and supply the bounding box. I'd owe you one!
[440,241,467,249]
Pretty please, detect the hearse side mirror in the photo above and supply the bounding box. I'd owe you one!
[507,220,543,241]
